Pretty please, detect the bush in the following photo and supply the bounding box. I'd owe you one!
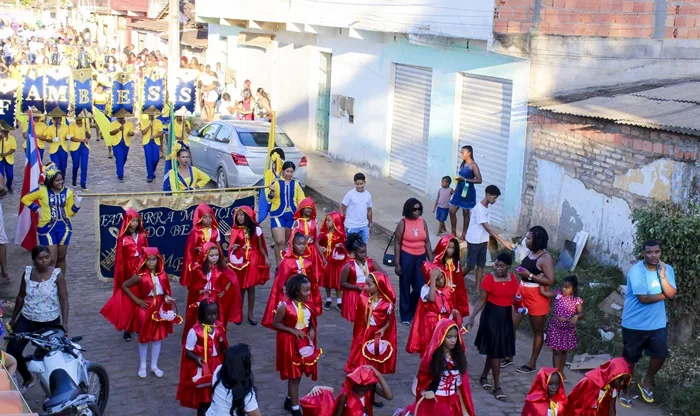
[631,201,700,340]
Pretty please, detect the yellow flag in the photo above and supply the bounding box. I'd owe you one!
[93,108,113,146]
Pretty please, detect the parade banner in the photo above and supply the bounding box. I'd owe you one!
[110,72,136,118]
[173,69,198,116]
[0,79,18,130]
[44,66,71,117]
[96,191,256,280]
[142,68,166,115]
[21,66,45,114]
[72,69,93,118]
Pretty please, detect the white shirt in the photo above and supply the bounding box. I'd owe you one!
[185,327,221,356]
[355,260,367,284]
[466,201,490,244]
[206,365,259,416]
[150,274,165,297]
[219,100,234,115]
[342,189,372,229]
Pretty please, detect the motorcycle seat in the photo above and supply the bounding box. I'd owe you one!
[44,369,80,409]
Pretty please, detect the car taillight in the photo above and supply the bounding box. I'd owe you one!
[231,153,249,166]
[299,156,308,167]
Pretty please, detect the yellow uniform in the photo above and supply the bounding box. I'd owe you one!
[140,117,164,146]
[110,120,134,146]
[172,119,190,145]
[21,186,80,227]
[165,165,210,193]
[21,119,47,150]
[67,122,90,151]
[0,134,17,164]
[44,123,69,154]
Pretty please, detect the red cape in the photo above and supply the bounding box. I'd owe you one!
[228,206,270,288]
[181,203,221,288]
[432,235,469,316]
[293,197,326,282]
[522,367,567,415]
[112,208,149,294]
[563,358,632,416]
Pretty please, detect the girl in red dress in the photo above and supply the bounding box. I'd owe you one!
[101,247,179,378]
[318,211,346,311]
[271,274,322,416]
[431,235,469,318]
[176,299,229,416]
[262,230,320,327]
[563,358,631,416]
[401,319,476,416]
[300,366,394,416]
[522,367,567,416]
[181,203,221,288]
[293,197,326,281]
[345,271,397,376]
[406,265,459,357]
[182,242,241,343]
[339,233,379,322]
[228,206,271,326]
[111,208,149,342]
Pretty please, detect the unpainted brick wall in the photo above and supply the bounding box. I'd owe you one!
[493,0,700,38]
[520,109,700,228]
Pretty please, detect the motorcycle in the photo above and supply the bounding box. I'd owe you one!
[6,326,109,416]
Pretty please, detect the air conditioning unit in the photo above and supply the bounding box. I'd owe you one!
[331,94,346,117]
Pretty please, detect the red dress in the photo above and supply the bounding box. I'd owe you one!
[182,242,242,343]
[293,197,326,282]
[228,206,270,289]
[101,248,177,343]
[274,299,321,381]
[318,211,346,290]
[340,258,377,322]
[176,321,229,409]
[522,367,567,416]
[345,272,397,375]
[431,235,469,317]
[406,262,455,357]
[180,203,221,288]
[402,319,476,416]
[563,358,632,416]
[301,367,380,416]
[112,208,149,294]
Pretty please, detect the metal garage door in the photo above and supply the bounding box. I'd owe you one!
[459,73,513,229]
[389,64,432,192]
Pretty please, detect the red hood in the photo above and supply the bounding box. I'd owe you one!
[525,367,567,404]
[320,211,345,238]
[119,208,145,240]
[233,206,258,228]
[584,357,632,389]
[433,234,460,265]
[344,366,379,390]
[193,203,219,232]
[283,227,311,259]
[198,241,220,265]
[419,318,464,376]
[137,247,164,275]
[368,271,396,304]
[293,197,317,221]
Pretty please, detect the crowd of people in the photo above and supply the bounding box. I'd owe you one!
[0,20,679,416]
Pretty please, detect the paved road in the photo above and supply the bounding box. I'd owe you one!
[0,127,664,416]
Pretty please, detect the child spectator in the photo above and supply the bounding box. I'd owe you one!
[341,173,372,245]
[540,275,584,381]
[432,176,453,236]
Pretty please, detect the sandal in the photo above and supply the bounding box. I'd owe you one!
[637,382,655,403]
[516,365,535,374]
[619,396,632,408]
[480,376,492,391]
[493,387,506,402]
[500,359,513,368]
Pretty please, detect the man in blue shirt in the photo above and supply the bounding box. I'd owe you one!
[620,240,677,408]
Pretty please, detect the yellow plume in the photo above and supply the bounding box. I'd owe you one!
[93,108,113,146]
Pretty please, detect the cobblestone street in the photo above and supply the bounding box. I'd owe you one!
[0,127,664,416]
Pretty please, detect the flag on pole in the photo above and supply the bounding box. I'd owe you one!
[15,111,43,250]
[258,111,277,223]
[162,104,176,192]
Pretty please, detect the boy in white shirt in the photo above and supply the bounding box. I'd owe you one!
[341,173,373,244]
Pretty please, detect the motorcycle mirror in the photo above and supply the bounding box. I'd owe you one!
[70,336,83,343]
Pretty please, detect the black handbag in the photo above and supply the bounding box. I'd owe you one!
[383,232,396,267]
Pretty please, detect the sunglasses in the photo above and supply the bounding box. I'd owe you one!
[412,207,422,212]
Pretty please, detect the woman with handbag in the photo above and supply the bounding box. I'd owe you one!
[393,198,433,326]
[177,299,229,415]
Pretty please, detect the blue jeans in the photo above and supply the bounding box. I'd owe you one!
[0,159,12,190]
[398,250,426,322]
[113,141,129,180]
[70,144,89,187]
[346,226,369,244]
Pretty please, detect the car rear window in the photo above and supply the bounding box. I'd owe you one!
[237,132,294,148]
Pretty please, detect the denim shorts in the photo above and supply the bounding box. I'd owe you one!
[466,241,488,269]
[345,226,369,244]
[436,207,449,222]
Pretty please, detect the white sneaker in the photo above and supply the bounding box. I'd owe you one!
[151,367,164,378]
[137,367,147,379]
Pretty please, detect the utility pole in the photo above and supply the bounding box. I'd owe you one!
[167,0,180,101]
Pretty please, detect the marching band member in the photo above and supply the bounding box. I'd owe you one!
[339,233,379,322]
[0,129,16,193]
[67,117,90,190]
[140,113,163,183]
[109,116,134,182]
[318,211,346,311]
[293,197,326,283]
[173,115,191,150]
[164,147,210,192]
[266,160,305,265]
[21,114,48,161]
[45,116,69,177]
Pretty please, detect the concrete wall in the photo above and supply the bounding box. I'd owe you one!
[522,109,700,270]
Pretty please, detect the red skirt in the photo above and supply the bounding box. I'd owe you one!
[276,330,318,381]
[404,393,463,415]
[345,326,395,375]
[100,292,130,331]
[321,257,344,290]
[234,251,270,289]
[176,350,224,409]
[300,389,335,416]
[131,296,173,343]
[308,244,326,282]
[340,284,365,322]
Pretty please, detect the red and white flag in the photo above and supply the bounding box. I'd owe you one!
[15,112,43,250]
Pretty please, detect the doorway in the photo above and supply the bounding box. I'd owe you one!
[316,52,332,152]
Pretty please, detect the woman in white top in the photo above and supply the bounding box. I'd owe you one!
[219,93,235,118]
[7,245,69,390]
[207,344,261,416]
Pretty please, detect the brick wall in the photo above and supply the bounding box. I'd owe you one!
[494,0,700,38]
[520,109,700,229]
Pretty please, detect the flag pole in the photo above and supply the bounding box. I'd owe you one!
[264,111,276,170]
